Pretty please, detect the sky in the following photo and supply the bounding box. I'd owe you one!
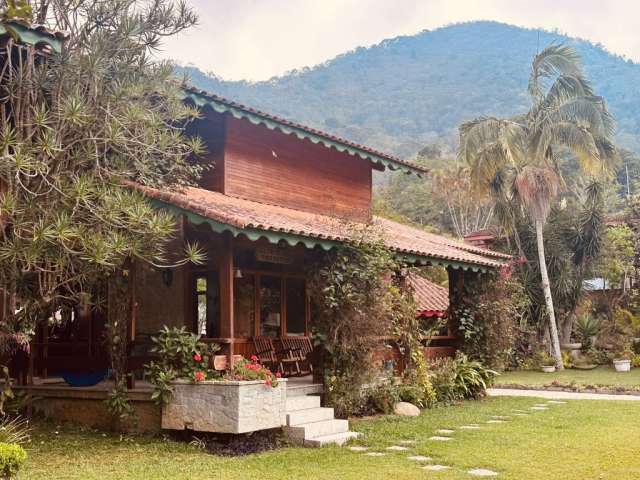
[160,0,640,81]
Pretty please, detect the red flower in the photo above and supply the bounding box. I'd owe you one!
[275,372,282,378]
[264,379,272,387]
[193,353,202,362]
[250,355,259,362]
[194,371,206,382]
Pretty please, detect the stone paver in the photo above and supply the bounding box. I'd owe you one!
[436,429,455,435]
[490,415,510,420]
[530,406,548,411]
[386,445,409,451]
[486,419,506,424]
[407,455,432,462]
[364,452,386,457]
[468,468,499,477]
[399,440,416,444]
[546,400,567,404]
[459,424,481,430]
[423,465,450,471]
[513,413,529,416]
[488,388,640,401]
[429,435,453,441]
[348,446,369,452]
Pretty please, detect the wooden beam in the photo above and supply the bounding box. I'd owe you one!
[219,233,235,364]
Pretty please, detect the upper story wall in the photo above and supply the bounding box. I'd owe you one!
[193,110,373,222]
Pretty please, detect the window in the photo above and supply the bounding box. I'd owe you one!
[285,278,306,336]
[234,274,255,337]
[193,272,220,337]
[259,275,281,337]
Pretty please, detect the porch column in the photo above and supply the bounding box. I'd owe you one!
[219,233,235,364]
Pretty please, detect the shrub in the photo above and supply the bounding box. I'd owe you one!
[574,314,604,350]
[144,326,221,404]
[430,354,497,403]
[0,442,26,479]
[0,417,30,446]
[396,384,430,409]
[368,383,400,414]
[225,356,280,387]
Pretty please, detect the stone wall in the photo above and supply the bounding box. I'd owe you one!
[162,379,287,434]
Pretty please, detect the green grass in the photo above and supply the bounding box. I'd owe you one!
[496,366,640,389]
[20,396,640,479]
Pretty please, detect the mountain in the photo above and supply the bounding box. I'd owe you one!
[178,21,640,159]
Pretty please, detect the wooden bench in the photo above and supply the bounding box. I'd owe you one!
[252,337,300,376]
[280,337,313,376]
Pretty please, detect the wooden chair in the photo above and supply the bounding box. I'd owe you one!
[280,337,314,376]
[252,337,299,376]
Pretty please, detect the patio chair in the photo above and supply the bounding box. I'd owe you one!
[252,337,300,376]
[280,337,313,376]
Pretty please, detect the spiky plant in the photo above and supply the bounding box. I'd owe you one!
[459,44,618,369]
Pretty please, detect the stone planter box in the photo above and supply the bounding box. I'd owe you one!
[161,379,287,434]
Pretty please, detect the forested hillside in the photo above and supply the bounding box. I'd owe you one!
[179,21,640,159]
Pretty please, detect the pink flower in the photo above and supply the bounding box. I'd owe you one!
[193,353,202,362]
[194,371,206,382]
[264,379,272,387]
[275,372,282,378]
[250,355,259,362]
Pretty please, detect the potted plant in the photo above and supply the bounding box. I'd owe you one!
[536,350,556,373]
[613,344,634,372]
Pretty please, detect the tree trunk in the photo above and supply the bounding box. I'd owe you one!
[535,219,564,370]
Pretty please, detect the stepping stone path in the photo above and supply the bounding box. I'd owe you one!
[513,413,529,416]
[490,415,510,420]
[423,465,450,471]
[386,446,409,451]
[407,455,432,462]
[429,435,453,441]
[364,452,386,457]
[436,429,455,435]
[486,419,506,424]
[468,468,499,477]
[547,400,566,404]
[460,424,481,430]
[348,446,369,452]
[398,440,416,444]
[530,406,548,411]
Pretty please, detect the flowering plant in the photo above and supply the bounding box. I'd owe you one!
[225,355,280,387]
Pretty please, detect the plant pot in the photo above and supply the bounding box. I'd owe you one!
[541,365,556,373]
[162,379,287,433]
[613,360,631,372]
[561,343,582,351]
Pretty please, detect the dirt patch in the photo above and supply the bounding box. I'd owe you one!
[170,428,288,456]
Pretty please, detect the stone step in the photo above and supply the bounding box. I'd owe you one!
[287,407,335,426]
[286,394,321,412]
[285,418,349,442]
[287,383,323,397]
[304,431,360,447]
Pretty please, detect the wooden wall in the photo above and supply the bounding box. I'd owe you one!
[195,112,373,222]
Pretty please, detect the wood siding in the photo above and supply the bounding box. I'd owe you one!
[189,107,226,192]
[222,116,372,221]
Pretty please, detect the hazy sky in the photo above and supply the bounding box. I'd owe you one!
[160,0,640,81]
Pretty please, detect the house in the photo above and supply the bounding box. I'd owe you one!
[1,22,509,438]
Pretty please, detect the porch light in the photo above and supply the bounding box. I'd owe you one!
[234,268,243,279]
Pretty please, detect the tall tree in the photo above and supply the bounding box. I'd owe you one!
[0,1,204,417]
[459,45,618,369]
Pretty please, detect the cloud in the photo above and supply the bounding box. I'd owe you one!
[159,0,640,80]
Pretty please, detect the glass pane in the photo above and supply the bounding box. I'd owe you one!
[196,277,207,293]
[286,278,306,336]
[194,273,220,338]
[260,275,281,337]
[197,293,207,336]
[234,274,255,338]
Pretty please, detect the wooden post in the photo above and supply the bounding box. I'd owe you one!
[219,233,235,365]
[127,262,137,390]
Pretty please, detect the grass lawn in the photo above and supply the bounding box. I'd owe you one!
[21,396,640,480]
[496,366,640,389]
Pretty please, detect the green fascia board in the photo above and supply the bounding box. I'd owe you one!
[151,198,491,272]
[179,89,423,177]
[0,22,62,53]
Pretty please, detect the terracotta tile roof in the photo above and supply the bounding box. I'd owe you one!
[134,184,508,269]
[407,274,449,317]
[181,86,428,176]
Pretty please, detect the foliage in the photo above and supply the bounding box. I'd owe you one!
[144,326,220,405]
[530,349,554,368]
[614,343,634,361]
[573,313,603,349]
[0,442,26,479]
[594,225,635,289]
[225,356,280,387]
[429,353,497,403]
[368,382,400,415]
[0,416,30,445]
[457,271,530,370]
[308,227,401,417]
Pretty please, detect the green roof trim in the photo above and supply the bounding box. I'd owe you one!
[0,22,63,53]
[179,89,424,177]
[151,199,489,272]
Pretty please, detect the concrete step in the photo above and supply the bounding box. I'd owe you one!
[305,431,360,447]
[285,418,349,442]
[287,383,323,397]
[287,407,335,426]
[286,394,321,412]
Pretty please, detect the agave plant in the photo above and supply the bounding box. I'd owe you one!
[574,314,603,348]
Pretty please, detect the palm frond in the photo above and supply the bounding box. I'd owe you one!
[514,166,560,221]
[528,43,583,102]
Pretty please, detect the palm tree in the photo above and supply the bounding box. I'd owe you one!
[459,44,618,369]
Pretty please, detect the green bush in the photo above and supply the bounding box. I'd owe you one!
[430,354,498,403]
[396,384,429,409]
[0,442,26,479]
